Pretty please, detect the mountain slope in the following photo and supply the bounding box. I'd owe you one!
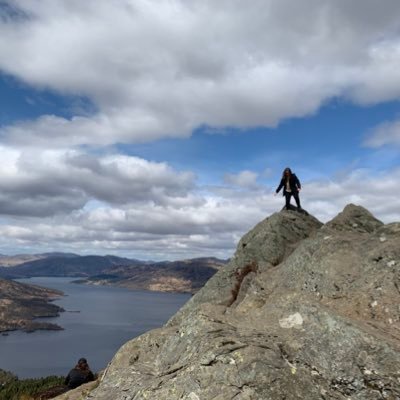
[0,255,137,278]
[0,253,227,294]
[0,278,63,332]
[85,204,400,400]
[80,258,226,293]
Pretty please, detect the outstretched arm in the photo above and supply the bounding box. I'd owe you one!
[276,179,284,194]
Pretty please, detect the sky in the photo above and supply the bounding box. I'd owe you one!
[0,0,399,260]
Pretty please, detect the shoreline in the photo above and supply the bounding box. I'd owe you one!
[0,278,65,334]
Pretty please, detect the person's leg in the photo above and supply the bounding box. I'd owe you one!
[285,192,291,209]
[293,192,301,208]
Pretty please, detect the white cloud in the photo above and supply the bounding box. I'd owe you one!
[1,1,400,145]
[0,162,398,259]
[302,168,400,223]
[223,170,259,189]
[364,119,400,147]
[0,145,195,216]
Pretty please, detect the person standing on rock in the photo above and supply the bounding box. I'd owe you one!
[275,167,301,210]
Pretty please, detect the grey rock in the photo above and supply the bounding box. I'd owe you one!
[324,203,383,233]
[83,204,400,400]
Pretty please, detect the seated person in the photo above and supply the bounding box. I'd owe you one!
[65,357,95,390]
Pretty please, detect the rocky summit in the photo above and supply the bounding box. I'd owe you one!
[79,204,400,400]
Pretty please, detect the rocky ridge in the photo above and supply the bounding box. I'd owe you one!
[74,204,400,399]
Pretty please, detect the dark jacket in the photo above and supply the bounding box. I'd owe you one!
[65,368,94,389]
[276,174,301,195]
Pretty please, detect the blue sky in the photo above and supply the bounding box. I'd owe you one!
[0,1,399,259]
[122,100,400,181]
[3,74,396,188]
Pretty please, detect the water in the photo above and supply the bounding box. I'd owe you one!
[0,277,191,378]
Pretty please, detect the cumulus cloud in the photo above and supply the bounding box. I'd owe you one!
[0,164,398,259]
[302,168,400,223]
[0,145,195,216]
[1,1,400,145]
[0,194,276,260]
[364,119,400,147]
[223,170,259,189]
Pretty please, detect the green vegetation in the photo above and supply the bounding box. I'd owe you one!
[0,369,16,386]
[0,374,65,400]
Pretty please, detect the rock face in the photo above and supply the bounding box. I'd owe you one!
[85,204,400,400]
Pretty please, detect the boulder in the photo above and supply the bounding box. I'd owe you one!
[84,204,400,400]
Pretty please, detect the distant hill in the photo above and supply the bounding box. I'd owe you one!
[0,254,49,268]
[0,254,139,279]
[79,257,228,293]
[0,253,228,294]
[0,278,64,333]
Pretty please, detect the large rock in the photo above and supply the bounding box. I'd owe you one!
[83,204,400,400]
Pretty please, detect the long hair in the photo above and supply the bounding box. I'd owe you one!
[282,167,292,179]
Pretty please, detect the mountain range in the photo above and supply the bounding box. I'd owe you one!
[0,253,138,278]
[0,253,227,294]
[77,257,227,293]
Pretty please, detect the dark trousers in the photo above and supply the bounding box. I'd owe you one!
[285,191,301,209]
